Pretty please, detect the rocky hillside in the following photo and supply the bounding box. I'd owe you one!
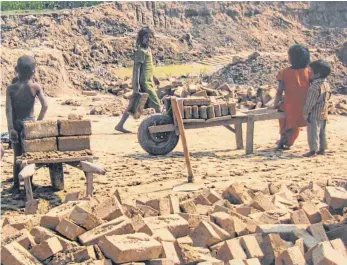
[1,2,346,96]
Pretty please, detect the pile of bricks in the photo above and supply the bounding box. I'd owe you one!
[1,181,346,265]
[22,119,91,153]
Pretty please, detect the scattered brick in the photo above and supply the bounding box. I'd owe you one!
[326,225,347,245]
[78,216,134,245]
[1,217,10,227]
[93,259,113,265]
[211,212,236,237]
[69,205,103,230]
[2,224,21,245]
[191,221,223,247]
[98,233,163,264]
[240,235,264,259]
[308,222,329,242]
[312,241,347,265]
[302,202,322,224]
[330,238,347,257]
[92,196,125,221]
[216,239,247,262]
[16,229,36,250]
[291,209,311,225]
[195,194,212,206]
[55,218,86,241]
[64,192,80,203]
[72,245,96,262]
[236,205,260,217]
[148,259,175,265]
[167,195,181,214]
[260,234,286,265]
[162,241,180,265]
[244,258,261,265]
[222,183,252,204]
[138,204,160,217]
[295,238,305,256]
[250,193,277,212]
[22,137,58,153]
[146,198,171,216]
[58,135,90,151]
[325,186,347,210]
[23,120,58,140]
[226,260,246,265]
[180,199,198,214]
[209,221,231,241]
[292,229,319,249]
[152,228,176,242]
[280,246,307,265]
[1,241,41,265]
[177,236,193,246]
[319,208,335,222]
[205,190,223,204]
[30,237,63,261]
[58,119,91,136]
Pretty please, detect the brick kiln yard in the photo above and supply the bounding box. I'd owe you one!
[1,92,347,265]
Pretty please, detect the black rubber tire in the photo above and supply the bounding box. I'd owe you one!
[138,114,179,155]
[49,163,64,191]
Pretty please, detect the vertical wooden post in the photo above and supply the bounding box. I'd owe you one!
[171,97,194,182]
[86,172,94,197]
[235,122,244,149]
[246,115,255,154]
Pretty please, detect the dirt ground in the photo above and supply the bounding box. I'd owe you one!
[1,93,347,223]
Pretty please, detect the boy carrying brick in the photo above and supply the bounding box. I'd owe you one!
[303,60,332,157]
[6,55,48,192]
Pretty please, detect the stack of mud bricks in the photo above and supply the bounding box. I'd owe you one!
[1,181,347,265]
[183,97,237,120]
[22,119,91,153]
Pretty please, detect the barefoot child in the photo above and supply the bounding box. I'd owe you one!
[6,55,48,192]
[115,27,162,133]
[303,60,332,157]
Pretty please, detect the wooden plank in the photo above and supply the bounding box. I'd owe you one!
[148,124,175,134]
[235,122,244,149]
[85,172,94,197]
[240,108,270,114]
[171,97,194,182]
[24,178,34,202]
[16,156,93,165]
[223,125,236,134]
[206,116,231,123]
[184,116,248,130]
[246,115,256,154]
[254,111,285,122]
[183,119,206,124]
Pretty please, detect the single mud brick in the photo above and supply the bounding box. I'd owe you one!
[198,258,224,265]
[94,259,113,265]
[177,236,193,246]
[180,199,198,214]
[69,205,103,230]
[146,198,171,216]
[192,105,199,119]
[82,90,97,96]
[78,216,134,246]
[325,186,347,210]
[16,229,36,250]
[148,259,175,265]
[64,192,80,203]
[40,201,89,230]
[228,103,237,115]
[209,221,231,241]
[213,104,222,117]
[199,106,208,119]
[302,202,322,224]
[162,241,180,265]
[92,196,124,221]
[295,238,305,256]
[308,223,329,242]
[232,216,249,236]
[260,234,287,265]
[312,241,347,265]
[2,224,20,243]
[195,194,212,206]
[291,209,311,225]
[192,90,208,98]
[319,208,335,222]
[191,221,222,247]
[138,205,160,217]
[143,214,190,238]
[205,190,223,204]
[30,237,63,261]
[330,239,347,257]
[183,97,211,106]
[222,183,252,204]
[216,239,247,262]
[56,218,86,241]
[226,260,246,265]
[131,214,148,232]
[244,258,261,265]
[184,106,193,119]
[250,193,276,212]
[220,103,229,116]
[98,233,162,263]
[236,206,259,217]
[210,212,236,237]
[280,246,307,265]
[327,225,347,245]
[178,213,202,229]
[1,241,41,265]
[167,195,180,214]
[23,120,58,140]
[240,236,264,259]
[152,228,176,242]
[58,120,91,136]
[207,105,216,119]
[73,245,96,262]
[22,137,58,153]
[58,135,90,151]
[1,217,10,227]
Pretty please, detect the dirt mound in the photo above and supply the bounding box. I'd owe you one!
[0,47,73,97]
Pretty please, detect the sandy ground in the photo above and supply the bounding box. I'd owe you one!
[1,93,347,222]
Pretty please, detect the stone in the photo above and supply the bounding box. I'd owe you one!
[308,223,329,242]
[291,209,311,225]
[210,212,236,237]
[177,236,193,246]
[216,239,247,262]
[69,205,103,230]
[72,245,96,262]
[1,241,41,265]
[58,120,91,136]
[23,120,58,140]
[251,193,276,212]
[162,241,180,265]
[98,233,162,264]
[191,221,223,247]
[58,136,90,151]
[222,183,252,204]
[240,236,264,259]
[325,187,347,210]
[146,198,171,216]
[312,241,347,265]
[180,199,198,214]
[64,192,80,203]
[152,228,176,242]
[280,246,307,265]
[195,194,212,206]
[302,202,322,224]
[55,218,86,241]
[78,216,134,245]
[92,196,125,221]
[143,214,190,238]
[148,259,175,265]
[22,137,58,153]
[30,237,63,261]
[260,234,286,265]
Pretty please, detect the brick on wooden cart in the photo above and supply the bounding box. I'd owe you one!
[22,137,58,153]
[30,237,63,261]
[23,120,58,139]
[58,120,92,136]
[1,241,41,265]
[58,136,90,151]
[98,233,163,264]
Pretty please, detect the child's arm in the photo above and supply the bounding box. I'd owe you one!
[274,81,285,109]
[5,86,18,143]
[36,85,48,120]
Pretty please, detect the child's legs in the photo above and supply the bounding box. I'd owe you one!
[319,120,327,151]
[12,142,22,187]
[307,118,319,152]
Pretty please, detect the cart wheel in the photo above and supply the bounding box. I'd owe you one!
[49,163,64,191]
[138,114,179,155]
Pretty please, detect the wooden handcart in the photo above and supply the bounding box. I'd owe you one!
[16,154,105,214]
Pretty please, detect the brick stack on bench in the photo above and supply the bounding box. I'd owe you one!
[22,119,91,153]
